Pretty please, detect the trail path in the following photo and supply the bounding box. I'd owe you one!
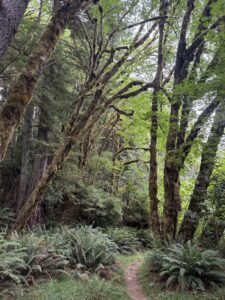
[125,261,148,300]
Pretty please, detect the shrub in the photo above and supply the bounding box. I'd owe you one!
[105,227,142,254]
[122,184,150,228]
[135,229,154,248]
[145,241,225,291]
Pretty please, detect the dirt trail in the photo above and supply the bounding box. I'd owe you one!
[125,261,148,300]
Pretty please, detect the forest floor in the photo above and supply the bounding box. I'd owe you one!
[8,252,225,299]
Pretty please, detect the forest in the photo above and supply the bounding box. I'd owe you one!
[0,0,225,299]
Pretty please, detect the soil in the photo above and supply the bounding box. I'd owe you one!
[125,261,148,300]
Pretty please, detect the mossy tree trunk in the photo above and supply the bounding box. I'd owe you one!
[178,99,225,242]
[149,0,168,236]
[163,0,196,238]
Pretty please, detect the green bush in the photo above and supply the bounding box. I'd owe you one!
[122,184,150,228]
[46,180,123,227]
[105,227,142,254]
[135,229,154,248]
[145,241,225,291]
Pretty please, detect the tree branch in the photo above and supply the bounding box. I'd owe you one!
[110,105,134,117]
[122,15,168,30]
[116,147,150,157]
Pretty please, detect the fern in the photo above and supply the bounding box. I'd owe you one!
[0,234,28,284]
[54,226,117,270]
[145,241,225,291]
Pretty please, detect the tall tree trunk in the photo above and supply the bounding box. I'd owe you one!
[78,130,92,169]
[0,0,97,162]
[111,136,123,195]
[178,99,225,242]
[149,91,161,235]
[26,105,50,228]
[149,0,168,235]
[0,0,30,59]
[14,137,73,231]
[16,104,33,212]
[162,0,196,238]
[162,95,220,239]
[53,0,62,12]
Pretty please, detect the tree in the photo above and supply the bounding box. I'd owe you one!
[149,0,168,235]
[162,0,224,238]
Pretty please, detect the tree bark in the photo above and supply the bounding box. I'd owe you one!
[0,0,30,59]
[16,104,33,212]
[149,0,168,236]
[0,0,97,162]
[14,137,73,231]
[149,91,161,235]
[26,105,50,227]
[178,99,225,242]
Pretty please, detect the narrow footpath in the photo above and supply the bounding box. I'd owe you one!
[125,261,148,300]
